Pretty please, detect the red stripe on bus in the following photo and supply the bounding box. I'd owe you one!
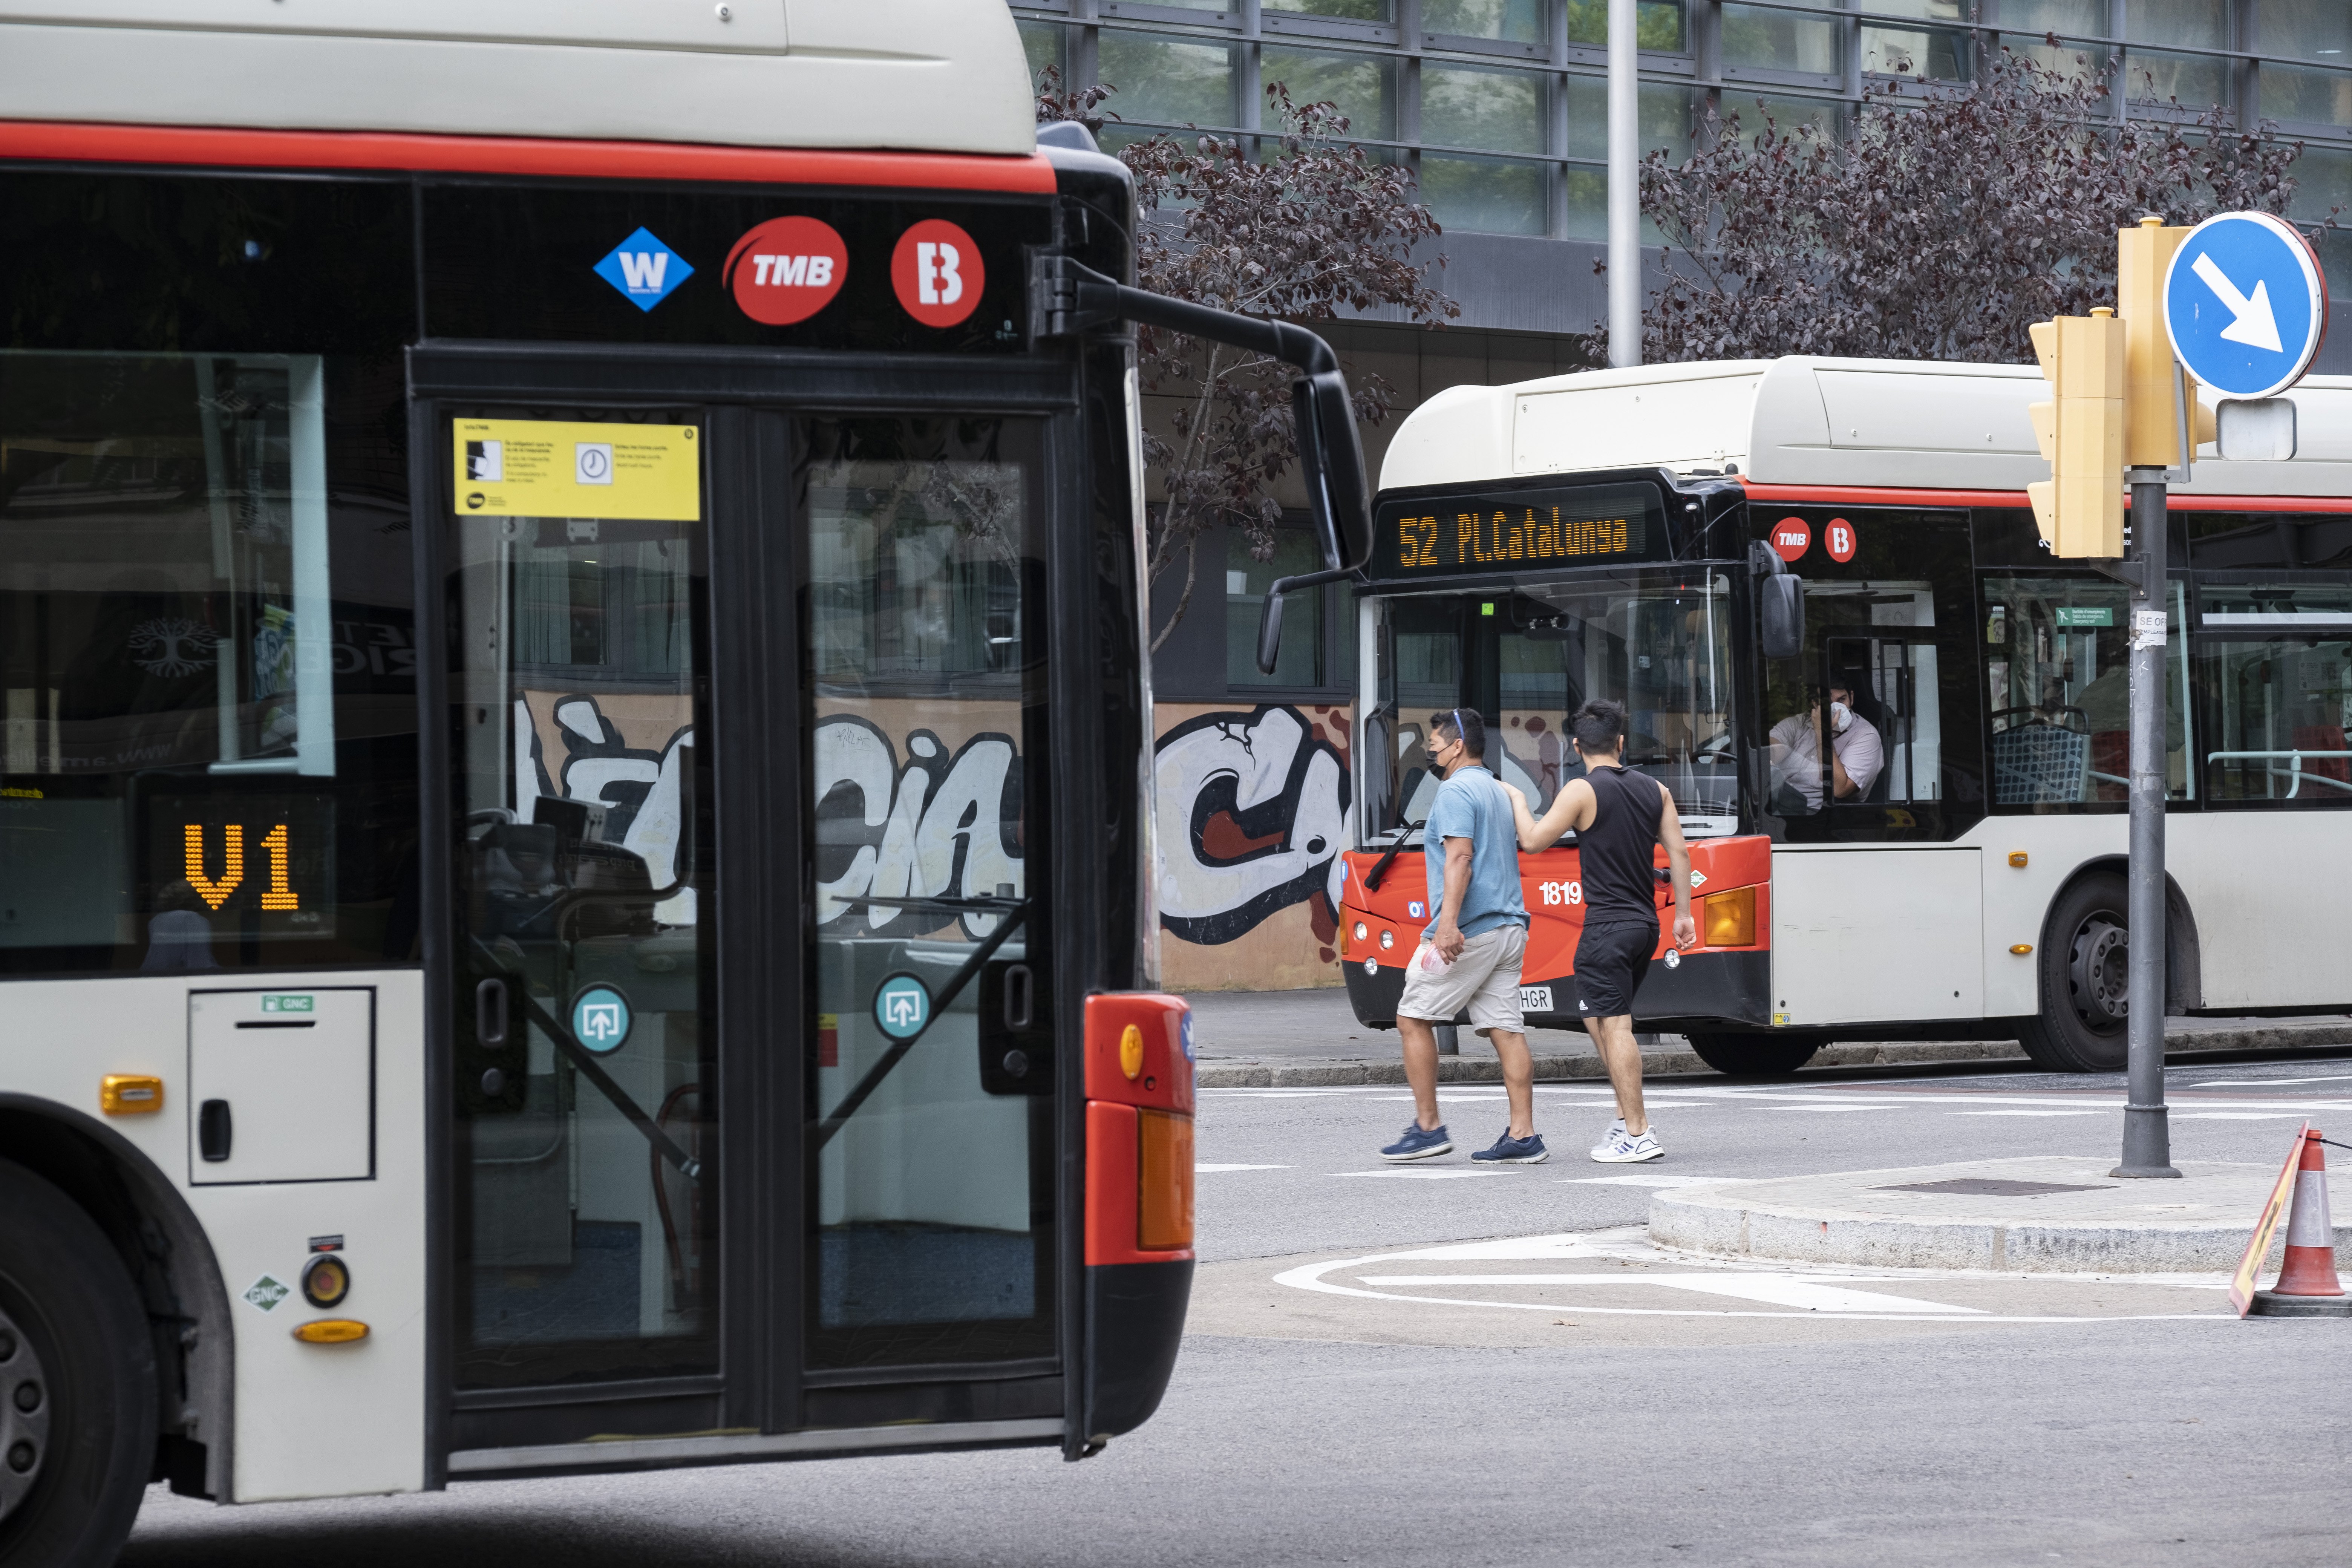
[1740,481,2352,513]
[0,119,1060,193]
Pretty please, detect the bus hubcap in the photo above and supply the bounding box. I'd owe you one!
[0,1307,49,1522]
[2070,917,2130,1028]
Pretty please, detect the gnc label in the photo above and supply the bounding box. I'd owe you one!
[892,219,983,328]
[724,216,848,325]
[1772,517,1810,562]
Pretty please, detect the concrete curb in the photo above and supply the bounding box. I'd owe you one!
[1194,1021,2350,1089]
[1646,1156,2352,1274]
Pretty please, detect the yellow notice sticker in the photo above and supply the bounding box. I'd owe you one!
[453,419,701,522]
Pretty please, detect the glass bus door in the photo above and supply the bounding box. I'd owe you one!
[438,399,1060,1447]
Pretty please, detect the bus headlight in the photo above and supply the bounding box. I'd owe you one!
[1353,922,1368,942]
[1701,887,1755,947]
[1379,929,1394,950]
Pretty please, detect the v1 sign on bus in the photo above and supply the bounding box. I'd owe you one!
[2163,211,2327,400]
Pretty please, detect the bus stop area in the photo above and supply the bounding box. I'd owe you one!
[1185,986,2352,1089]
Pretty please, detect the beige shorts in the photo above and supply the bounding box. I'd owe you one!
[1395,922,1529,1037]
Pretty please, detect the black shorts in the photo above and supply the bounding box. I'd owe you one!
[1574,919,1658,1020]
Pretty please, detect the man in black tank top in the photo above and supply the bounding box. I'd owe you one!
[1503,699,1694,1164]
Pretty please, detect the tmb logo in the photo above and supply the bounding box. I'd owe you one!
[1771,516,1811,562]
[891,219,984,328]
[724,216,849,325]
[593,227,694,312]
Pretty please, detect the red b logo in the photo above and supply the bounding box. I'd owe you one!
[1772,517,1810,562]
[724,217,848,326]
[1825,517,1857,562]
[891,219,983,328]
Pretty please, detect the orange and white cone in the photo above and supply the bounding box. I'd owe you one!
[2271,1127,2344,1298]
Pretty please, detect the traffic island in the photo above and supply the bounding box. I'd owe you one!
[1648,1156,2352,1275]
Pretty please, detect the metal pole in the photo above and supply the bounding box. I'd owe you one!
[2114,469,2180,1179]
[1434,1023,1459,1057]
[1606,0,1638,368]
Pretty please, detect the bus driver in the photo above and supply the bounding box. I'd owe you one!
[1769,677,1883,812]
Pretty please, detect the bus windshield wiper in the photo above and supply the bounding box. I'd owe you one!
[1364,821,1424,892]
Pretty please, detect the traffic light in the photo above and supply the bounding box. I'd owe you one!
[2116,216,2217,468]
[2026,309,2127,558]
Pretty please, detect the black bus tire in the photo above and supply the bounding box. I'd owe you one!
[1686,1032,1825,1076]
[0,1158,158,1568]
[2017,871,2132,1073]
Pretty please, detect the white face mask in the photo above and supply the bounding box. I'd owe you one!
[1829,700,1853,735]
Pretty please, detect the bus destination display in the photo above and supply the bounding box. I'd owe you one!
[1374,484,1666,579]
[146,793,337,939]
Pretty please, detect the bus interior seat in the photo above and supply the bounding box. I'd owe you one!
[1991,720,2091,805]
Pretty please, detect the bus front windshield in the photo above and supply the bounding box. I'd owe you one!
[1370,572,1738,843]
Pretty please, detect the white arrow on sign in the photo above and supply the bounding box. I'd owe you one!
[2190,251,2284,353]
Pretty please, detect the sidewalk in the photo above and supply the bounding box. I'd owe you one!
[1182,987,2352,1087]
[1648,1154,2352,1274]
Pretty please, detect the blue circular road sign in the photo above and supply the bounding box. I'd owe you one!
[571,984,633,1054]
[2163,211,2327,400]
[873,972,931,1041]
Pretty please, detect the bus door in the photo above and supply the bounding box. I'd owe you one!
[435,393,1060,1453]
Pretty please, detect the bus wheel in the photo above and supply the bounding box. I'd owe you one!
[1686,1033,1825,1076]
[2018,872,2132,1073]
[0,1160,158,1568]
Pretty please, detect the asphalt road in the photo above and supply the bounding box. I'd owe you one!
[125,1055,2352,1568]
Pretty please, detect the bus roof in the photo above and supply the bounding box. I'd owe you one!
[0,1,1034,158]
[1379,355,2352,503]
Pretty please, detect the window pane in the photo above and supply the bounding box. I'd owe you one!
[1266,0,1394,18]
[1724,0,1840,75]
[1565,1,1689,52]
[2005,0,2103,33]
[1260,46,1396,139]
[2263,66,2352,127]
[1421,154,1547,234]
[1425,0,1545,44]
[2197,582,2352,807]
[2128,0,2223,47]
[1561,78,1696,162]
[1983,577,2191,806]
[1019,20,1064,88]
[1097,31,1236,127]
[1227,528,1323,686]
[1865,2,1972,80]
[1769,582,1947,812]
[2264,0,2352,61]
[1720,93,1845,139]
[1422,63,1544,153]
[2290,149,2352,286]
[2128,49,2228,108]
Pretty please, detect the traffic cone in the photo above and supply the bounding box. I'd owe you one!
[2271,1127,2344,1297]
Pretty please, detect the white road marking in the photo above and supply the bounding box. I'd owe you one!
[2174,1112,2308,1121]
[2191,1074,2352,1087]
[1334,1168,1508,1179]
[1563,1174,1749,1188]
[1354,1273,1986,1315]
[1948,1109,2110,1118]
[1196,1164,1291,1173]
[1759,1104,1900,1113]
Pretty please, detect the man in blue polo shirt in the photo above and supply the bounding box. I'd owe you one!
[1378,708,1544,1165]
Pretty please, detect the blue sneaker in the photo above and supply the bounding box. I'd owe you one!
[1471,1131,1550,1165]
[1380,1121,1453,1161]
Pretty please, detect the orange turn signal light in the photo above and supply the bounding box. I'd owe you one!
[1119,1023,1145,1081]
[1137,1108,1194,1252]
[101,1075,164,1115]
[2010,943,2034,955]
[292,1319,368,1344]
[1700,886,1755,948]
[2008,851,2029,868]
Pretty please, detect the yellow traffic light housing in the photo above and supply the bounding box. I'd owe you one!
[2116,216,2218,468]
[2026,310,2127,559]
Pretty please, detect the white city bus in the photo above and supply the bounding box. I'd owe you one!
[0,5,1402,1562]
[1335,355,2352,1075]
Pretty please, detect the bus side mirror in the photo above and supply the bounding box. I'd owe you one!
[1256,590,1288,677]
[1292,370,1371,574]
[1761,574,1805,661]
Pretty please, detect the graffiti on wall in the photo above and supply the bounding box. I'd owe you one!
[812,713,1023,940]
[1154,704,1353,952]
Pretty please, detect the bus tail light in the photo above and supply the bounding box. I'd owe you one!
[1137,1109,1195,1251]
[1701,886,1756,947]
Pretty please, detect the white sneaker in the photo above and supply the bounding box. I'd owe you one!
[1591,1124,1663,1163]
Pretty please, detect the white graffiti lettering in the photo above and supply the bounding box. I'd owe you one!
[1153,705,1352,946]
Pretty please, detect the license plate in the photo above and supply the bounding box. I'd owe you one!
[1518,985,1553,1013]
